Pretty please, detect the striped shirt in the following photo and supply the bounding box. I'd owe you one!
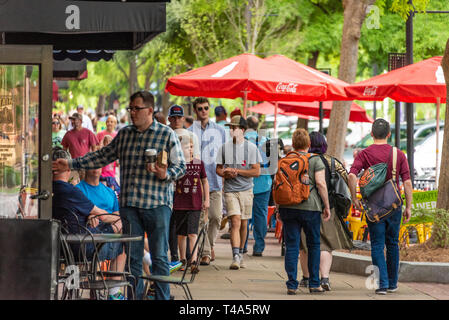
[69,120,186,210]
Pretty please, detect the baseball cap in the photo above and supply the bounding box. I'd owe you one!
[69,112,83,121]
[168,104,184,117]
[214,106,227,117]
[76,104,84,109]
[225,115,247,129]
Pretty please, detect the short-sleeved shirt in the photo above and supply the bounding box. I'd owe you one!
[349,144,410,189]
[52,130,66,148]
[62,128,99,159]
[174,160,207,211]
[52,180,95,233]
[188,120,226,192]
[75,180,119,214]
[244,129,273,194]
[97,130,117,145]
[216,140,262,193]
[281,153,325,212]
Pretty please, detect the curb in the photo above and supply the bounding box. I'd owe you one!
[331,251,449,284]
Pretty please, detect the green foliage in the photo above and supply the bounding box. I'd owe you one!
[432,209,449,248]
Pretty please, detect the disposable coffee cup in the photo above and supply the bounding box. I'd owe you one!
[145,149,157,169]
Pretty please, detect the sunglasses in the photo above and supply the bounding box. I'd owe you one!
[126,106,149,112]
[196,106,209,112]
[52,121,59,125]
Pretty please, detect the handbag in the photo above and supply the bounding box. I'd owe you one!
[361,147,403,223]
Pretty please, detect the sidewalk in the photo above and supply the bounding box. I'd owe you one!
[170,229,449,300]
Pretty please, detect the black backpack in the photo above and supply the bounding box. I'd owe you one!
[319,155,352,219]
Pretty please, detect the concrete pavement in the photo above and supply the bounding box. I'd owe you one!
[170,229,449,300]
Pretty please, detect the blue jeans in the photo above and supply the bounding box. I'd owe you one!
[120,206,172,300]
[242,191,271,253]
[251,190,271,253]
[279,208,321,289]
[367,207,402,290]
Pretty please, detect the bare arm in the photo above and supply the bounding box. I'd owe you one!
[315,169,331,221]
[403,179,413,223]
[348,173,362,210]
[201,177,210,220]
[235,163,260,178]
[88,206,121,232]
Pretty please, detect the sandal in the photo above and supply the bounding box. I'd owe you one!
[190,261,200,274]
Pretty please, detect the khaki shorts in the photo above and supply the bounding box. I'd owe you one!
[224,189,253,220]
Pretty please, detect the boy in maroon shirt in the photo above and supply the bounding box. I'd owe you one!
[173,134,209,273]
[348,118,412,295]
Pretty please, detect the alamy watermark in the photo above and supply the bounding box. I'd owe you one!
[365,264,380,290]
[366,5,380,30]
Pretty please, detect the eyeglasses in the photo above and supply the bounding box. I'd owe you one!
[196,106,209,112]
[126,106,149,112]
[52,121,59,125]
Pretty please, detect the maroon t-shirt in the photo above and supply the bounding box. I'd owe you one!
[349,144,411,189]
[174,160,207,211]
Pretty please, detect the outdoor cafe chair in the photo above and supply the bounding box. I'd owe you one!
[56,210,134,300]
[140,222,209,300]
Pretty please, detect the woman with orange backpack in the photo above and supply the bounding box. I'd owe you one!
[274,129,331,295]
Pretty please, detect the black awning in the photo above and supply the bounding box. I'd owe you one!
[53,50,115,62]
[53,59,88,80]
[0,0,167,50]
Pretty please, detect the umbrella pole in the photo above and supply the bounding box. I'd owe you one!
[436,98,440,189]
[274,102,278,138]
[243,90,248,119]
[319,101,323,134]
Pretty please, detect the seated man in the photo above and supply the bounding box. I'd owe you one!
[52,148,126,300]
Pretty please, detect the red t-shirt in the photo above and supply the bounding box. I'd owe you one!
[61,128,99,159]
[174,160,207,211]
[349,144,411,189]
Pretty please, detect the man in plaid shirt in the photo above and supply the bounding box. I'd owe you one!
[53,91,186,300]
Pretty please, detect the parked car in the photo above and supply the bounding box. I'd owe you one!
[414,130,443,178]
[343,122,444,170]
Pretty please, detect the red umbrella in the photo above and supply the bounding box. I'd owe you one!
[165,53,327,114]
[345,56,445,186]
[265,55,351,101]
[249,101,373,123]
[345,56,445,103]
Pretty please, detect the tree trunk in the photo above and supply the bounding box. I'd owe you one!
[326,0,376,161]
[437,38,449,209]
[161,91,171,116]
[129,55,138,97]
[96,94,106,116]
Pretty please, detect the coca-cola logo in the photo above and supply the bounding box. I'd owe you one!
[276,82,299,93]
[363,86,378,96]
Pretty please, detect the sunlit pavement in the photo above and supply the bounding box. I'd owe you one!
[170,229,449,300]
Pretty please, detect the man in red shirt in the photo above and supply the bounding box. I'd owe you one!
[348,118,412,295]
[62,113,99,159]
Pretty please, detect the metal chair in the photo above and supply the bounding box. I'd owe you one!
[140,222,208,300]
[56,210,133,300]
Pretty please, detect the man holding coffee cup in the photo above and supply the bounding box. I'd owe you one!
[52,91,186,300]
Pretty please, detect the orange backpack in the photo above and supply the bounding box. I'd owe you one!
[273,151,315,205]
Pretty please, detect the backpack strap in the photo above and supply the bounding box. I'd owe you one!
[392,147,398,182]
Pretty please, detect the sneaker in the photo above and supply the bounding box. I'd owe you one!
[387,287,398,293]
[169,261,183,273]
[375,288,388,295]
[320,278,331,291]
[108,291,125,300]
[229,255,240,270]
[287,288,297,295]
[299,277,309,288]
[309,286,325,294]
[252,251,263,257]
[239,256,247,269]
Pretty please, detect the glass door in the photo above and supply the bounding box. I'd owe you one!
[0,65,40,218]
[0,45,53,219]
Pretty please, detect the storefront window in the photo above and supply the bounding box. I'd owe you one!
[0,65,39,218]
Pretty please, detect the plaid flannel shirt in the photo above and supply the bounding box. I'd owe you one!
[69,121,186,210]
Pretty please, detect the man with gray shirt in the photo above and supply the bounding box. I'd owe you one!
[216,115,261,270]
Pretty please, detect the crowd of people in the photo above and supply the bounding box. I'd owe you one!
[51,91,413,300]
